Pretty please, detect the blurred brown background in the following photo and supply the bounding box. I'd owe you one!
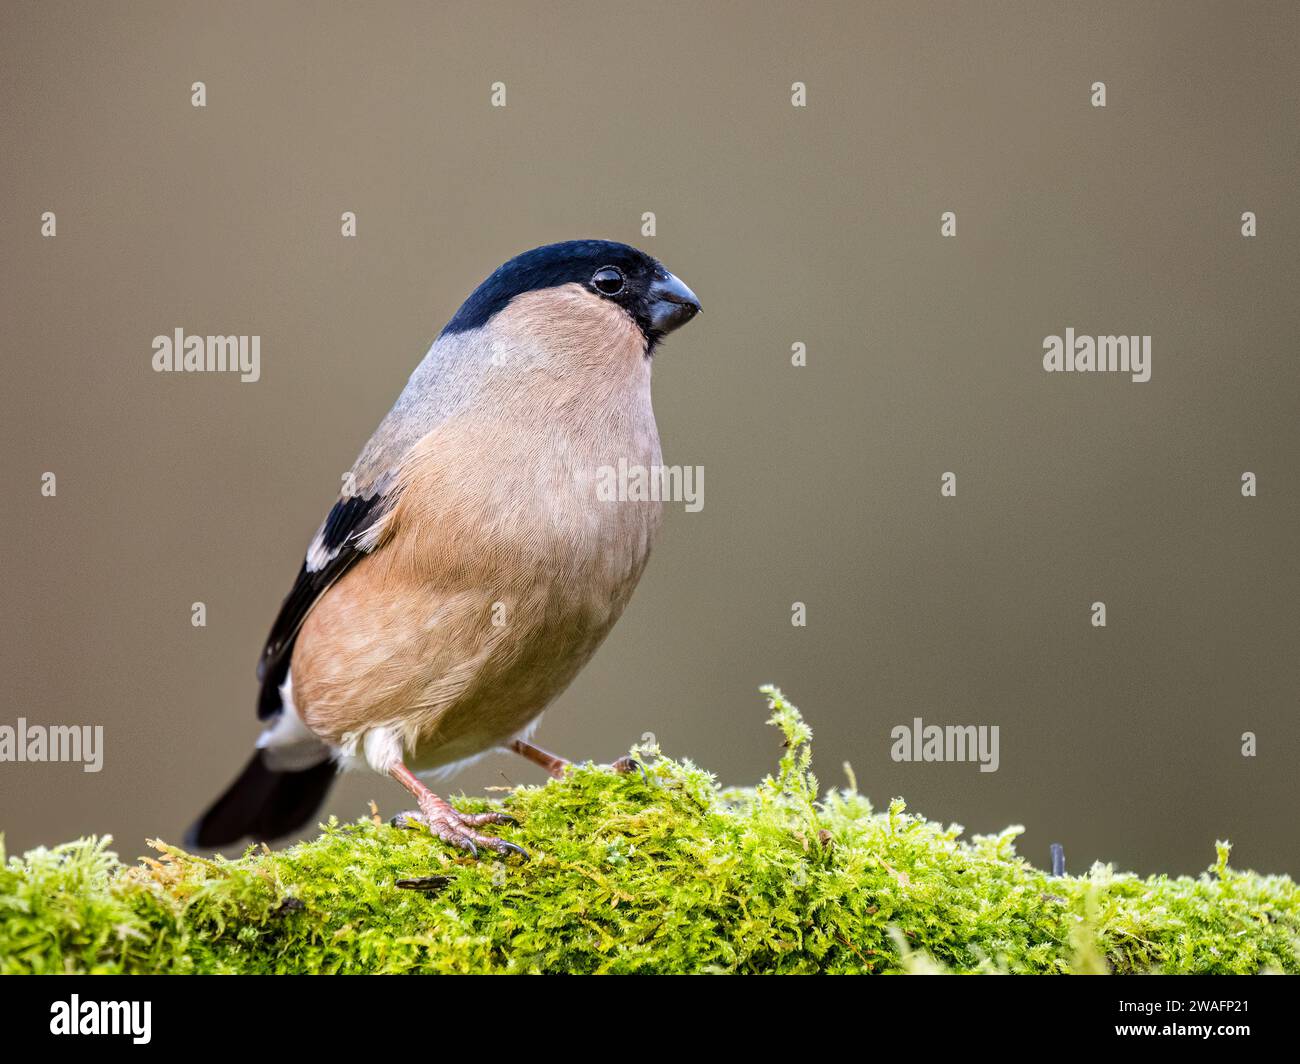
[2,1,1297,875]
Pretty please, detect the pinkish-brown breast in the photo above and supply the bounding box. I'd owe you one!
[291,284,663,772]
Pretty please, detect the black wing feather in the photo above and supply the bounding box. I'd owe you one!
[256,492,386,720]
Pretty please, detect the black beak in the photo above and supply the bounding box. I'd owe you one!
[648,272,702,335]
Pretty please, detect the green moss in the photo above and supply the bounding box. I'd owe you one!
[2,687,1296,974]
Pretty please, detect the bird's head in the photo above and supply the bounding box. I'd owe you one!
[441,240,701,356]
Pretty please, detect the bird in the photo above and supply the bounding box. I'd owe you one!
[186,240,701,857]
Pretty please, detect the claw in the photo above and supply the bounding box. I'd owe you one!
[608,749,655,785]
[612,756,653,784]
[436,827,528,861]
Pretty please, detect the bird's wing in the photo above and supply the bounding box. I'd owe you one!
[253,332,470,721]
[255,480,399,719]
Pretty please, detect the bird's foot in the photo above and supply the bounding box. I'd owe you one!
[388,762,526,859]
[391,798,526,859]
[608,755,648,781]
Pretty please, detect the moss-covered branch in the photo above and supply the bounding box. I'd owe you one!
[2,688,1296,974]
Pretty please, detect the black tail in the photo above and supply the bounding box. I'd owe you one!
[185,753,337,849]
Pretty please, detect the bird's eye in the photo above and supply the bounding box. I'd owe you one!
[591,266,625,295]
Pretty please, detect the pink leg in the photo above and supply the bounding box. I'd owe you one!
[508,738,641,779]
